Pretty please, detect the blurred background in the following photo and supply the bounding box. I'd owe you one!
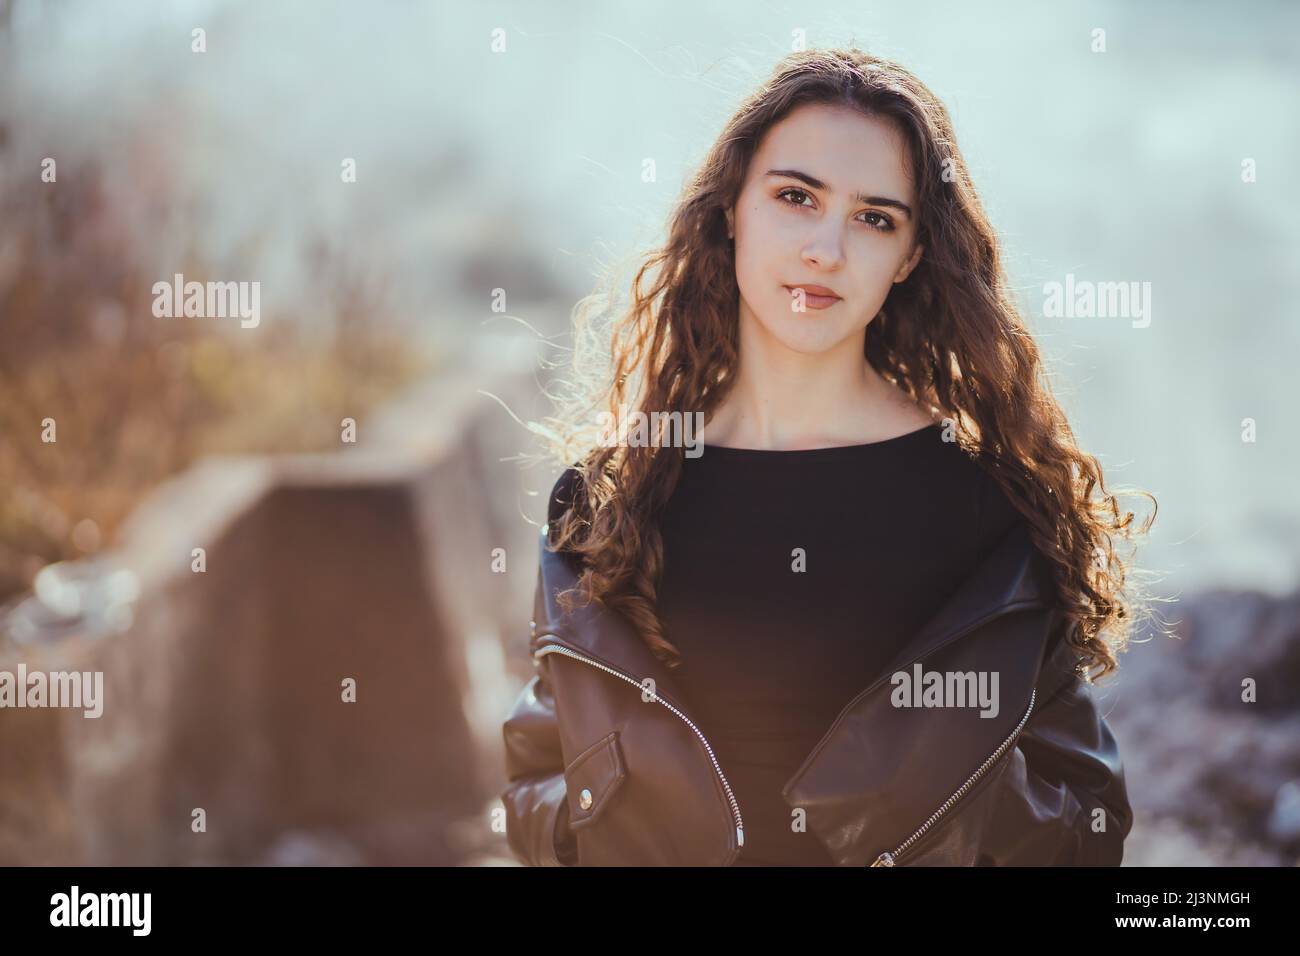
[0,0,1297,866]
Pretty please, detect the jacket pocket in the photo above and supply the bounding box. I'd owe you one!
[563,731,628,830]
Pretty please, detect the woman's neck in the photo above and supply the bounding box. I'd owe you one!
[703,352,934,452]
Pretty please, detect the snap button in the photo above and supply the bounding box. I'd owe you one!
[564,731,627,829]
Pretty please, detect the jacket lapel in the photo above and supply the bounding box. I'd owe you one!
[865,519,1055,683]
[780,521,1061,865]
[532,526,693,717]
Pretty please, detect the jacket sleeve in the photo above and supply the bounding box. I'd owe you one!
[500,570,578,866]
[977,622,1135,866]
[500,666,578,866]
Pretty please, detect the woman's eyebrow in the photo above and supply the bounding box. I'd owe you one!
[765,168,913,219]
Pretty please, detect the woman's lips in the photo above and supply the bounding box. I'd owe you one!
[784,285,842,310]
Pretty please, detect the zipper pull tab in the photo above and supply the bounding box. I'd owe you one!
[871,851,896,867]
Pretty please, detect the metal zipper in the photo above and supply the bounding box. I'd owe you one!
[533,639,746,858]
[870,686,1037,867]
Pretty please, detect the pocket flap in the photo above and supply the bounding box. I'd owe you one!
[564,731,627,829]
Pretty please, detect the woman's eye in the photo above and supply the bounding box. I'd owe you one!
[777,187,812,208]
[860,211,895,232]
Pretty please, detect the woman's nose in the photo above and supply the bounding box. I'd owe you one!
[801,222,846,270]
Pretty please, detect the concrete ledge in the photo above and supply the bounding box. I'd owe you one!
[0,345,544,864]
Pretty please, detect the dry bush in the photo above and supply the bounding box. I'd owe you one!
[0,152,434,603]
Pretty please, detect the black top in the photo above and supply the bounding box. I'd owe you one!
[546,423,1025,866]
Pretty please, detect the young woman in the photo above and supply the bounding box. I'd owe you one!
[502,47,1156,867]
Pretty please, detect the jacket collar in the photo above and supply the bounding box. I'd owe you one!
[532,519,1056,727]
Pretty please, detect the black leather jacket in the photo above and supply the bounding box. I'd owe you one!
[501,519,1133,866]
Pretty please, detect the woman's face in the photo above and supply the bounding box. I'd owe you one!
[726,102,924,356]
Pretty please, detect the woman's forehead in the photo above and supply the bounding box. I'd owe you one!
[751,103,916,199]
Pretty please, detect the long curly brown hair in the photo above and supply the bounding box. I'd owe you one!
[526,47,1159,683]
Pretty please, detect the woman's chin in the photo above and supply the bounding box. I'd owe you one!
[758,318,857,356]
